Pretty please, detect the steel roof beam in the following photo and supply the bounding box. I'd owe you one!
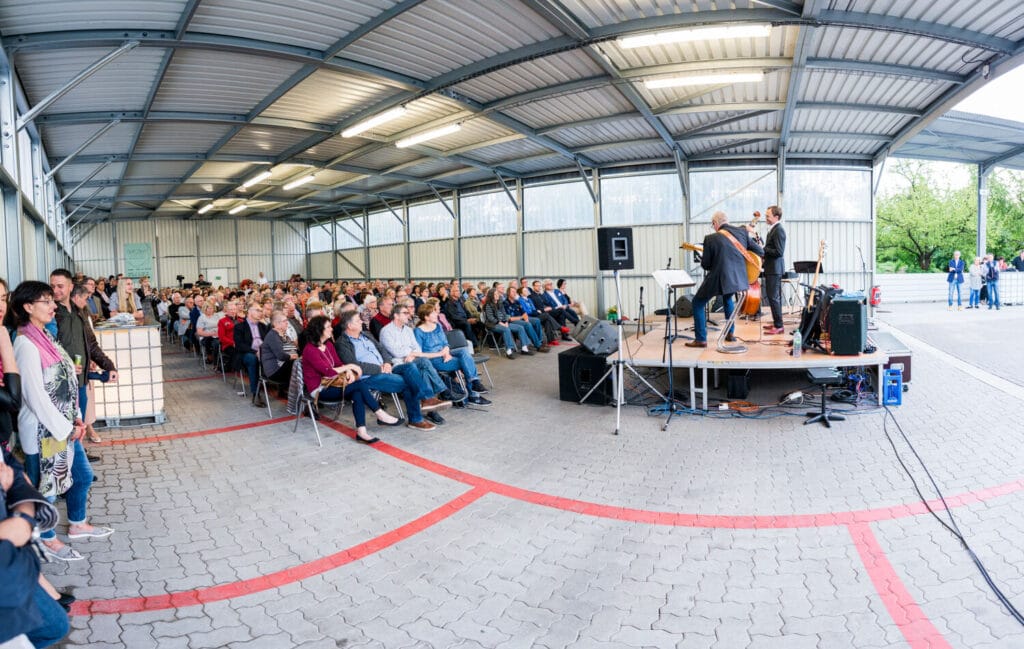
[794,101,922,116]
[879,40,1024,165]
[816,10,1017,55]
[16,40,138,130]
[618,57,792,80]
[59,161,112,203]
[804,58,966,84]
[45,119,120,180]
[35,110,334,132]
[657,102,786,116]
[982,143,1024,170]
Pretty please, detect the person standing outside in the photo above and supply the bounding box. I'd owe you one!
[985,253,1001,310]
[947,250,965,311]
[967,256,984,309]
[761,205,787,334]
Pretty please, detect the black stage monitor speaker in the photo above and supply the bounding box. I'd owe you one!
[571,316,618,356]
[597,227,634,271]
[558,346,610,405]
[830,296,866,355]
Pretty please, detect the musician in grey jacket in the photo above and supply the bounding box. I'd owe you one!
[685,211,764,348]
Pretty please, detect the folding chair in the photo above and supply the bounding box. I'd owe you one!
[480,329,502,354]
[256,361,287,418]
[446,329,493,388]
[290,359,344,447]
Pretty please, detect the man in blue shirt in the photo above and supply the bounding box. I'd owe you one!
[334,310,439,430]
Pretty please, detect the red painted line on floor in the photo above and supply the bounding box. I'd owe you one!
[71,487,487,615]
[94,417,292,445]
[319,418,1024,529]
[166,374,222,383]
[848,522,953,649]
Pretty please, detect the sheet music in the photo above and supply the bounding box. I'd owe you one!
[653,269,695,289]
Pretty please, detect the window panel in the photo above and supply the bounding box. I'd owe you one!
[601,173,682,226]
[460,190,516,236]
[335,219,363,249]
[368,209,404,245]
[689,169,777,223]
[524,181,592,231]
[308,222,333,253]
[785,169,871,220]
[408,200,453,242]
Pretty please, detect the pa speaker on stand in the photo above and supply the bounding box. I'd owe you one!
[597,227,634,271]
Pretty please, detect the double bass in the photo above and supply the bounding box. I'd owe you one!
[680,212,763,315]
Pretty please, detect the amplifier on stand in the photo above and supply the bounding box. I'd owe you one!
[558,346,611,405]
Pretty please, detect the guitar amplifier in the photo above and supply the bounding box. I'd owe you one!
[829,296,866,355]
[558,346,610,405]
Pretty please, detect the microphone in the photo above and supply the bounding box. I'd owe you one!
[666,257,672,269]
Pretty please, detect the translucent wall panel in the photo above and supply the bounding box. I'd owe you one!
[310,251,334,279]
[601,173,682,226]
[689,168,777,223]
[461,234,517,278]
[369,244,405,279]
[410,240,454,278]
[408,200,453,242]
[523,181,593,230]
[460,190,516,236]
[309,221,333,252]
[524,229,594,276]
[336,219,363,249]
[368,210,403,245]
[785,169,871,221]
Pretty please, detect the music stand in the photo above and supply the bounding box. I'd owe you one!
[650,269,695,429]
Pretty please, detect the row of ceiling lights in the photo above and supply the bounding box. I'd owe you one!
[193,23,771,216]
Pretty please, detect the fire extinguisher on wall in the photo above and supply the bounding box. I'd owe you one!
[870,286,881,306]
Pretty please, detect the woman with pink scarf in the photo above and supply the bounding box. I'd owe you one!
[11,281,112,562]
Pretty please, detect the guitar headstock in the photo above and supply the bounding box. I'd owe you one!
[680,242,702,253]
[818,239,827,259]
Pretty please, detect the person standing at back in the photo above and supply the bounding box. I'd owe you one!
[760,205,787,335]
[947,250,965,311]
[985,253,1001,310]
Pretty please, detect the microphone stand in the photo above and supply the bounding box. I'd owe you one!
[636,285,646,339]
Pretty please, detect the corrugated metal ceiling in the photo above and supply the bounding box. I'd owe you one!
[1,0,1020,221]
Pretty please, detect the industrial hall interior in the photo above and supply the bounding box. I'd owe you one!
[2,1,1024,648]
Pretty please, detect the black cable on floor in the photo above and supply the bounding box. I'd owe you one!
[882,405,1024,626]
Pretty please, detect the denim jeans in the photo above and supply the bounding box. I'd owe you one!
[489,324,516,350]
[506,321,532,348]
[319,380,381,428]
[690,294,735,342]
[430,348,479,385]
[391,361,434,400]
[947,281,961,306]
[25,584,70,648]
[239,351,259,395]
[987,280,1000,308]
[23,441,93,540]
[361,373,422,423]
[969,288,980,307]
[514,318,544,347]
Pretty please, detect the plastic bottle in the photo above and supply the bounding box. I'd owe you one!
[792,329,802,358]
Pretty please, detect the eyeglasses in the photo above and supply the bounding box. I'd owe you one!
[32,299,56,305]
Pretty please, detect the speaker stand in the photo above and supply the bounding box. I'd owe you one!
[581,269,666,435]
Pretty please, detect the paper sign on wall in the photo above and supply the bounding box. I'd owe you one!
[124,243,153,278]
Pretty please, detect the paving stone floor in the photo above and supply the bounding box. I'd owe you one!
[42,302,1024,648]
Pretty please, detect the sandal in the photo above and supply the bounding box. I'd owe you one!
[42,542,84,562]
[87,430,102,443]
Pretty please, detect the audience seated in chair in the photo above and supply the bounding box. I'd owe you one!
[414,302,491,406]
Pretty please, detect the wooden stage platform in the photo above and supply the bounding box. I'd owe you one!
[614,315,890,410]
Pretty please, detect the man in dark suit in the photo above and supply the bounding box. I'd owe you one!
[686,211,764,348]
[234,304,270,407]
[761,205,787,334]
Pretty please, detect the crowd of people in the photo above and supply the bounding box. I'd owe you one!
[0,270,587,647]
[946,251,1018,310]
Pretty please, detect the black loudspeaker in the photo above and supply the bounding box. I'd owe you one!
[829,296,866,355]
[570,315,618,355]
[597,227,634,270]
[558,346,610,405]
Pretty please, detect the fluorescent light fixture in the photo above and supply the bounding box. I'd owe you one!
[241,170,272,189]
[342,106,407,138]
[283,174,316,191]
[197,203,214,215]
[620,24,771,49]
[645,71,765,89]
[395,123,462,149]
[229,203,247,215]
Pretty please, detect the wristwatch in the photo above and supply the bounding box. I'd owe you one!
[11,511,38,536]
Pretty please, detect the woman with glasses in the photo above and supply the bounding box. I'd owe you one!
[11,281,113,562]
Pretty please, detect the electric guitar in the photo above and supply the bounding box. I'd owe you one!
[806,240,827,309]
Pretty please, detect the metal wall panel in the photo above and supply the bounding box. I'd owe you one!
[237,220,271,253]
[113,221,156,279]
[310,251,334,280]
[237,255,274,282]
[524,229,594,276]
[409,240,454,279]
[262,69,395,125]
[275,254,306,279]
[368,244,405,280]
[0,0,184,34]
[73,222,114,262]
[272,221,306,256]
[198,255,237,285]
[197,221,236,256]
[21,215,38,281]
[155,220,196,286]
[460,234,517,278]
